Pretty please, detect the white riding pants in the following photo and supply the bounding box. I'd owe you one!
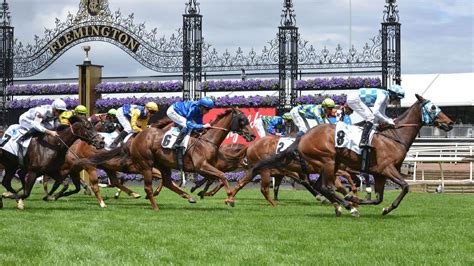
[166,105,188,128]
[116,108,133,134]
[254,118,266,138]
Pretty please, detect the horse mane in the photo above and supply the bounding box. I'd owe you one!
[151,118,174,129]
[56,124,69,131]
[211,109,234,126]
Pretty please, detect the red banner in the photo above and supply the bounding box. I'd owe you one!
[203,108,276,144]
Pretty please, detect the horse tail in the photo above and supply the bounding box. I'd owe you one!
[76,147,124,168]
[250,137,301,178]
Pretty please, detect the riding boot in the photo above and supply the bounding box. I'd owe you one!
[172,127,188,150]
[17,128,35,144]
[110,131,128,148]
[175,147,185,171]
[359,121,374,148]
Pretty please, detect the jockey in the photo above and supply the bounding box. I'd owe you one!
[111,102,159,148]
[290,98,336,136]
[166,96,214,150]
[89,108,118,125]
[57,105,88,126]
[254,113,292,138]
[346,85,405,148]
[17,99,68,143]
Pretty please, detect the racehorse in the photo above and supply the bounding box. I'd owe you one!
[0,115,104,209]
[207,135,359,206]
[128,108,255,210]
[46,118,196,208]
[247,94,454,216]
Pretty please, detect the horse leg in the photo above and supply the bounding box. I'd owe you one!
[260,170,276,207]
[80,177,92,196]
[43,179,62,201]
[229,169,255,201]
[205,181,224,197]
[380,168,409,215]
[159,167,195,203]
[42,175,49,197]
[190,176,208,193]
[143,167,159,210]
[273,175,283,201]
[356,175,386,205]
[198,162,234,207]
[151,168,164,197]
[2,167,19,198]
[199,179,215,198]
[18,171,38,210]
[85,168,106,208]
[106,170,140,199]
[57,173,81,198]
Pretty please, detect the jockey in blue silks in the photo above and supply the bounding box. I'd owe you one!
[254,113,292,138]
[166,96,215,150]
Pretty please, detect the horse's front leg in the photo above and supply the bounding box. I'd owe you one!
[273,175,283,201]
[199,178,216,198]
[106,170,140,199]
[159,167,195,203]
[18,171,38,210]
[198,162,234,207]
[1,167,20,198]
[260,170,277,207]
[380,167,408,215]
[353,175,386,205]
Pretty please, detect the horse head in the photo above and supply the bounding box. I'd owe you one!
[416,94,454,131]
[229,108,256,142]
[69,115,105,149]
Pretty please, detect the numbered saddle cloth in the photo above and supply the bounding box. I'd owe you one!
[0,124,31,158]
[334,122,375,155]
[275,137,296,154]
[161,127,190,150]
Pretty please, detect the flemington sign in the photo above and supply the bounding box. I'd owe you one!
[49,25,140,55]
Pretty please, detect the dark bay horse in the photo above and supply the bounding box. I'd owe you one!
[128,108,255,210]
[0,115,104,209]
[248,94,454,216]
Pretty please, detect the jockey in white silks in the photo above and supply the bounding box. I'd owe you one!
[345,85,405,195]
[17,99,68,143]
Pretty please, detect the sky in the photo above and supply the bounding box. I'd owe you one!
[7,0,474,79]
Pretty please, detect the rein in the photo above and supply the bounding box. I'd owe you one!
[209,126,229,131]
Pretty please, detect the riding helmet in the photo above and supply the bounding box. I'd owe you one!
[145,102,159,112]
[52,99,67,111]
[388,85,405,99]
[74,105,88,115]
[198,97,215,109]
[321,98,336,108]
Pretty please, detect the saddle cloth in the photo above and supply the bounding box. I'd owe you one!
[99,131,133,150]
[161,127,190,150]
[334,122,375,155]
[0,124,31,158]
[275,137,295,154]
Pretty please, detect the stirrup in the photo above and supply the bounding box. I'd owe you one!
[360,143,373,149]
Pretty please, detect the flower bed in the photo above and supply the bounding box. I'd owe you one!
[7,77,380,96]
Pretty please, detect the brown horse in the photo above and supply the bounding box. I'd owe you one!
[48,118,196,208]
[196,136,358,207]
[247,94,454,216]
[0,115,104,209]
[128,108,255,210]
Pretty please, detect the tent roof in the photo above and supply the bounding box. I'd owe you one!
[401,73,474,107]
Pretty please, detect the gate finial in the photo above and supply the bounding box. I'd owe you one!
[0,0,11,26]
[383,0,399,23]
[185,0,200,15]
[280,0,296,27]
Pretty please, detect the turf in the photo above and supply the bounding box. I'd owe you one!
[0,184,473,265]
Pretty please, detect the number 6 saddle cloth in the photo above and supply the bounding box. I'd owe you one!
[161,127,191,150]
[334,122,376,155]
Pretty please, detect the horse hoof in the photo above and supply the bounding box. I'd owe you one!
[2,192,14,198]
[190,187,197,193]
[197,191,205,199]
[382,208,390,216]
[100,202,107,208]
[350,209,360,217]
[225,199,235,207]
[17,199,24,210]
[131,192,141,199]
[335,206,342,217]
[188,198,196,204]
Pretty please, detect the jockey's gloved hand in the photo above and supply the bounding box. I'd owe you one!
[387,118,396,126]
